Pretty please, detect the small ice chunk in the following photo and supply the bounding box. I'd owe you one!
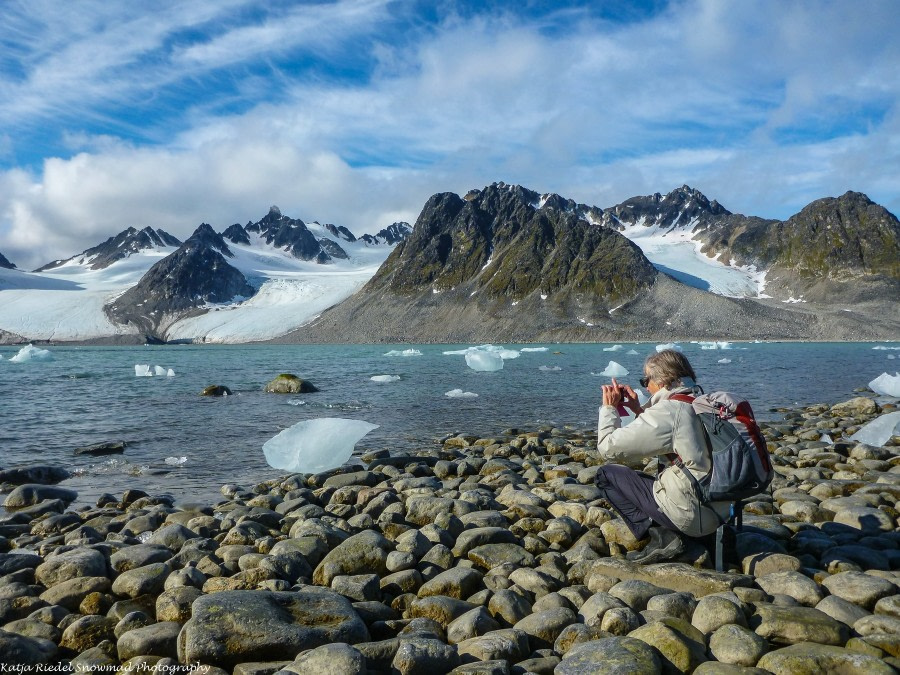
[9,344,53,363]
[465,351,504,372]
[154,365,167,376]
[869,372,900,398]
[263,417,379,473]
[136,531,153,543]
[889,355,897,360]
[497,349,520,359]
[849,411,900,447]
[656,343,682,352]
[371,375,401,382]
[443,348,469,355]
[598,361,629,377]
[167,368,175,377]
[718,358,732,364]
[164,456,187,465]
[700,341,732,350]
[626,349,639,355]
[637,389,650,406]
[445,389,478,398]
[384,349,422,357]
[135,364,153,377]
[819,434,833,444]
[603,345,624,352]
[873,346,900,350]
[520,347,549,352]
[539,365,562,372]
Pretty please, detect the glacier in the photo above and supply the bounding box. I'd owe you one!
[262,417,379,473]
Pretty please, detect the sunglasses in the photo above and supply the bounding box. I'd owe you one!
[639,375,651,388]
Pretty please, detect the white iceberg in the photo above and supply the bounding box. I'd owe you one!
[603,345,624,352]
[849,411,900,448]
[598,361,629,378]
[153,365,167,376]
[718,358,732,364]
[539,365,562,372]
[873,346,900,350]
[445,389,478,398]
[626,349,640,355]
[465,351,504,372]
[9,344,53,363]
[890,355,897,360]
[443,348,469,355]
[869,372,900,398]
[135,364,153,377]
[497,349,520,359]
[371,375,401,382]
[167,368,175,377]
[656,343,683,352]
[700,341,732,350]
[447,344,519,360]
[164,456,187,465]
[263,417,379,473]
[384,349,422,357]
[520,347,549,352]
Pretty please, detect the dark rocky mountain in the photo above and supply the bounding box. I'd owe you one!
[241,206,345,263]
[0,251,15,269]
[35,226,181,272]
[105,223,255,336]
[359,222,413,246]
[278,183,900,343]
[221,223,251,245]
[325,223,356,242]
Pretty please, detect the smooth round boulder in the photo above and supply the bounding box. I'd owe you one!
[4,484,77,509]
[287,642,367,675]
[513,608,576,650]
[0,629,57,665]
[59,615,117,652]
[709,623,769,666]
[692,595,747,634]
[750,604,848,646]
[821,572,898,610]
[628,619,707,673]
[757,642,896,674]
[755,572,824,607]
[313,530,392,586]
[111,562,171,598]
[264,374,319,394]
[555,636,662,674]
[35,547,107,588]
[117,621,181,661]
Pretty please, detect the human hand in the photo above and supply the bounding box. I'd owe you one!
[602,379,624,407]
[620,383,643,414]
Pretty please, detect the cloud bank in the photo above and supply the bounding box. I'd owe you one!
[0,0,897,270]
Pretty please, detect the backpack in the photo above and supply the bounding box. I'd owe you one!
[669,391,773,503]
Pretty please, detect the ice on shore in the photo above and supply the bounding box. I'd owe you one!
[603,345,624,352]
[371,375,401,382]
[820,434,833,444]
[263,417,379,473]
[700,341,732,350]
[849,411,900,447]
[384,349,422,357]
[521,347,549,352]
[869,372,900,398]
[445,389,478,398]
[598,361,629,378]
[9,344,53,363]
[656,343,683,352]
[466,351,504,372]
[718,358,732,364]
[539,365,562,372]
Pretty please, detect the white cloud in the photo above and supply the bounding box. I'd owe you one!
[0,0,898,269]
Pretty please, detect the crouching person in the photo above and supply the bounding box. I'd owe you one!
[595,349,729,564]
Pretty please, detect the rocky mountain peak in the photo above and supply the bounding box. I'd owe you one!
[0,251,16,269]
[245,208,339,263]
[185,223,233,257]
[35,225,182,272]
[605,184,731,231]
[359,222,413,246]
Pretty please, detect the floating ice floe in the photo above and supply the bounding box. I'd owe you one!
[626,349,639,355]
[596,361,629,378]
[656,343,683,352]
[520,347,549,352]
[465,351,504,372]
[603,345,624,352]
[134,364,175,377]
[445,389,478,398]
[446,344,519,359]
[873,346,900,350]
[890,355,897,360]
[164,456,187,465]
[699,341,732,350]
[384,349,422,357]
[869,372,900,398]
[718,358,732,364]
[539,365,562,372]
[263,417,379,473]
[849,411,900,447]
[9,344,53,363]
[370,375,401,382]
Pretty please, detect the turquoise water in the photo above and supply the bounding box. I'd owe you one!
[1,342,897,505]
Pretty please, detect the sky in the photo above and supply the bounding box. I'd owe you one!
[0,0,898,270]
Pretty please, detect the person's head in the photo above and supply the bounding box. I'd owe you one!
[641,349,697,393]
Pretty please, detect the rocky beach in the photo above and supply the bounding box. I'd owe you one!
[1,391,900,674]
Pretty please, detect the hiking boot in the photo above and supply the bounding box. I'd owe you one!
[626,526,686,564]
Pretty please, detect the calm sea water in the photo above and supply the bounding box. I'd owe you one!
[1,342,897,507]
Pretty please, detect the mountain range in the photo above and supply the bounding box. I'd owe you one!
[0,185,897,343]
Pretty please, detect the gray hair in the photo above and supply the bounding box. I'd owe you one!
[644,349,697,388]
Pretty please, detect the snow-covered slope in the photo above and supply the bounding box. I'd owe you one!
[164,223,396,343]
[0,248,175,341]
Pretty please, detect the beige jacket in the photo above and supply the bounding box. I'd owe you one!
[597,384,730,537]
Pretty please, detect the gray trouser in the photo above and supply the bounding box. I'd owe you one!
[595,464,678,540]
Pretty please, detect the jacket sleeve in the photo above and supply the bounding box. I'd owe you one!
[597,401,674,465]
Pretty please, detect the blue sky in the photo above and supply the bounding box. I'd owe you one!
[0,0,898,269]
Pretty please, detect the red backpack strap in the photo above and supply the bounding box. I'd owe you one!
[734,401,771,472]
[669,394,695,404]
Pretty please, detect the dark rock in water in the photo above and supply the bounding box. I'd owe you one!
[201,385,232,397]
[73,441,126,456]
[3,484,78,509]
[177,589,369,668]
[0,466,70,485]
[264,374,319,394]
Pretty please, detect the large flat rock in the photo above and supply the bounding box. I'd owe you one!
[584,558,754,597]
